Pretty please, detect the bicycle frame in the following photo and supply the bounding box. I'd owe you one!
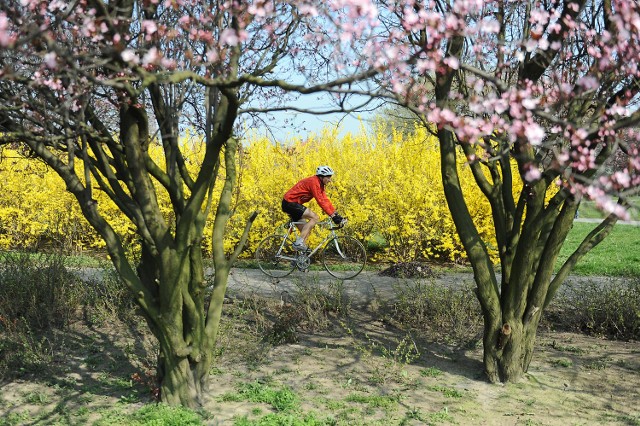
[275,219,343,267]
[256,216,366,279]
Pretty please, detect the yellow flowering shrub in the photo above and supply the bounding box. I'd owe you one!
[0,150,89,250]
[0,125,517,263]
[232,124,506,262]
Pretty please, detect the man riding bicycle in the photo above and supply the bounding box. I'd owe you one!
[281,165,345,251]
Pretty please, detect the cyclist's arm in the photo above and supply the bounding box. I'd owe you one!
[310,181,336,216]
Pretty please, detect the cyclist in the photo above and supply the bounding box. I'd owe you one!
[281,165,345,251]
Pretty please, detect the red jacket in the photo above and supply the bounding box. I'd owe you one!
[283,175,336,216]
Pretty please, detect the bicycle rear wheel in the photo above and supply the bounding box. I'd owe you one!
[255,235,296,278]
[321,236,366,279]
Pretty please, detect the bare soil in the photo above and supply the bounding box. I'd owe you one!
[203,308,640,425]
[1,273,639,425]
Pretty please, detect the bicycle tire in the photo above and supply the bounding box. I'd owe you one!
[321,236,367,280]
[255,235,296,278]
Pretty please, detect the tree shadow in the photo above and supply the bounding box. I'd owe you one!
[0,316,158,424]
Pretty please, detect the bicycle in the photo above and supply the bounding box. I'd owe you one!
[255,218,367,280]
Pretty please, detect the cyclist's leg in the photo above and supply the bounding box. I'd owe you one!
[282,200,309,246]
[299,208,319,242]
[282,200,306,226]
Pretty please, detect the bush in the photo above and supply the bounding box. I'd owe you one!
[95,403,206,426]
[545,278,640,340]
[130,403,205,426]
[267,280,352,345]
[82,266,138,326]
[0,320,56,380]
[0,252,88,379]
[0,252,139,380]
[0,252,85,330]
[389,281,483,345]
[0,125,512,264]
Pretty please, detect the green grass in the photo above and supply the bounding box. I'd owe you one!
[95,403,207,426]
[557,222,640,276]
[233,411,333,426]
[220,381,300,412]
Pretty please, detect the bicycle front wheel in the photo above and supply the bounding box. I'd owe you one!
[255,235,296,278]
[321,236,367,280]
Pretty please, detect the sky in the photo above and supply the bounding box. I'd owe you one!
[259,110,373,142]
[243,86,383,143]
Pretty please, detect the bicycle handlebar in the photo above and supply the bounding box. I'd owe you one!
[324,217,348,230]
[288,217,347,230]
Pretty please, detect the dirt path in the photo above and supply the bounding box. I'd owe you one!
[226,268,633,306]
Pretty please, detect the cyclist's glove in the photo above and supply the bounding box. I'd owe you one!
[332,213,344,225]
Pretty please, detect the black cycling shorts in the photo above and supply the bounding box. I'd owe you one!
[281,199,307,222]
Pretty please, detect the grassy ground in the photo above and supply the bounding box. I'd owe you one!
[557,222,640,276]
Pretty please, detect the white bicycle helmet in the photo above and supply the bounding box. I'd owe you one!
[316,165,335,176]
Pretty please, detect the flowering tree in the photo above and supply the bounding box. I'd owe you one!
[2,0,639,404]
[372,0,640,382]
[0,0,378,407]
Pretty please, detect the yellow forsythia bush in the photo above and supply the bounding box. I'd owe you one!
[0,125,513,263]
[0,151,91,250]
[233,125,501,262]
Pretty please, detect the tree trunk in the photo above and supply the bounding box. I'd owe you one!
[483,318,540,383]
[158,353,205,407]
[130,243,218,407]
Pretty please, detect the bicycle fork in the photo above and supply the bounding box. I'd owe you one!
[331,238,347,259]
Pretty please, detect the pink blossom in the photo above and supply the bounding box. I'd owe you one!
[402,8,420,28]
[493,99,508,114]
[416,59,435,74]
[121,49,140,64]
[0,13,14,47]
[219,29,248,46]
[509,102,523,118]
[522,98,538,110]
[141,20,158,36]
[44,52,57,69]
[205,49,219,63]
[443,56,459,70]
[524,122,545,146]
[219,29,240,46]
[331,0,378,20]
[524,39,537,52]
[556,152,569,164]
[47,0,67,12]
[576,76,599,90]
[70,99,81,112]
[607,105,629,117]
[613,171,631,188]
[298,4,319,17]
[537,38,549,50]
[142,47,160,65]
[248,1,274,18]
[478,17,500,34]
[440,108,456,122]
[524,165,542,182]
[530,9,550,26]
[43,78,63,91]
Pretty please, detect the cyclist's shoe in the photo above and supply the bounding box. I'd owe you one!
[292,240,308,251]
